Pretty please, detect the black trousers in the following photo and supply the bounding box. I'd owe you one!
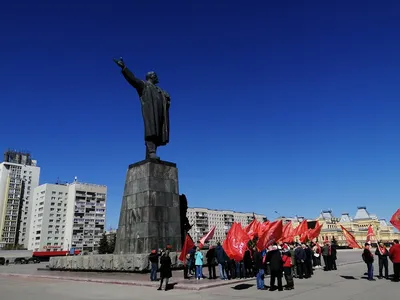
[283,267,294,288]
[208,264,216,279]
[304,260,312,278]
[378,258,389,278]
[184,265,189,279]
[270,270,283,290]
[393,262,400,282]
[324,256,332,270]
[244,263,252,277]
[331,258,337,270]
[296,261,305,278]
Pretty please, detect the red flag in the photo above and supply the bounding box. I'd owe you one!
[281,222,295,243]
[257,221,270,238]
[178,234,195,263]
[390,209,400,231]
[295,220,308,237]
[223,222,250,262]
[299,230,308,243]
[308,221,323,241]
[340,225,362,249]
[244,219,260,239]
[257,220,283,249]
[366,225,377,244]
[199,225,216,248]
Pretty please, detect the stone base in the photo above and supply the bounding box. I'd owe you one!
[115,159,182,255]
[48,251,203,272]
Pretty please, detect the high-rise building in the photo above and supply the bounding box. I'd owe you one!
[0,150,40,249]
[30,179,107,252]
[187,208,266,244]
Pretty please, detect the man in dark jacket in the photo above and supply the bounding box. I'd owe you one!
[294,244,306,279]
[148,249,159,281]
[330,241,338,270]
[188,246,196,275]
[253,247,265,290]
[215,243,228,280]
[304,244,313,278]
[363,243,375,281]
[206,246,217,279]
[266,245,283,291]
[244,249,253,278]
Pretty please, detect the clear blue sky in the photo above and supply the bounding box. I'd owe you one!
[1,1,399,229]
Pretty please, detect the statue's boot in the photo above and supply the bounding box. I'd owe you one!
[146,141,160,160]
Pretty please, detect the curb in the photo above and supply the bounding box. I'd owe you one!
[0,273,254,291]
[0,260,364,291]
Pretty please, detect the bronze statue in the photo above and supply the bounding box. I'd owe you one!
[114,57,171,160]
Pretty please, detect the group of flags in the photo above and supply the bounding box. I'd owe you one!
[178,208,400,263]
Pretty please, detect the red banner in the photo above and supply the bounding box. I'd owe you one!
[390,209,400,232]
[281,222,295,243]
[340,225,362,249]
[223,223,250,262]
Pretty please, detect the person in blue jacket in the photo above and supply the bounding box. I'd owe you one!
[194,247,204,280]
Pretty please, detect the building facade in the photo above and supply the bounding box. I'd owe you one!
[0,150,40,249]
[187,208,267,245]
[29,179,107,252]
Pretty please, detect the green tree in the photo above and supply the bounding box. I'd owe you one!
[2,244,26,250]
[108,234,116,254]
[98,233,109,254]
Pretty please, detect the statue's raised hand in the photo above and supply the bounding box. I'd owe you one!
[113,57,125,69]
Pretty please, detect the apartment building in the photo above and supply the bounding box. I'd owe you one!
[187,208,267,244]
[30,179,107,252]
[0,150,40,249]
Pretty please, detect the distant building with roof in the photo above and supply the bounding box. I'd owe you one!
[317,206,399,246]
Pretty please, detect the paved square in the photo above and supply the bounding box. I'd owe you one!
[0,252,398,300]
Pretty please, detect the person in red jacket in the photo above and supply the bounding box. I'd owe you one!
[282,244,294,290]
[389,239,400,282]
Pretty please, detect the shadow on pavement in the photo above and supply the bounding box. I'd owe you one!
[340,275,358,280]
[231,283,254,290]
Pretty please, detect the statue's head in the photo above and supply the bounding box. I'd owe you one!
[146,71,159,84]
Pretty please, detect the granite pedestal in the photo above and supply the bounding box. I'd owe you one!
[114,159,182,254]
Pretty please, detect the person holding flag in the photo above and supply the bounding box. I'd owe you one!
[375,241,389,279]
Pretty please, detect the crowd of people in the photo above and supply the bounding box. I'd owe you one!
[149,239,341,291]
[149,238,400,291]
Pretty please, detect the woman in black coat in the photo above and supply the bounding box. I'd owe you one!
[158,250,172,291]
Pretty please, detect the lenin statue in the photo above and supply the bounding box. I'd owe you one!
[114,57,170,160]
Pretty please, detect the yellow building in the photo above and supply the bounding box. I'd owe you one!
[277,207,399,247]
[317,207,400,246]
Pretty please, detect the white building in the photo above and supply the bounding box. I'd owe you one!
[187,208,266,245]
[29,179,107,252]
[0,150,40,249]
